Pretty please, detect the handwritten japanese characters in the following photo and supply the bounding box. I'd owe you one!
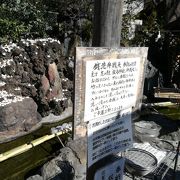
[84,58,141,121]
[88,109,133,167]
[94,158,125,180]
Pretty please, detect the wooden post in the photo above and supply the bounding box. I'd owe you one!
[92,0,124,47]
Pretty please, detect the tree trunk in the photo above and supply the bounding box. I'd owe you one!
[92,0,124,47]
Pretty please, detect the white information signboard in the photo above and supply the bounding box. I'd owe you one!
[94,158,125,180]
[84,58,141,121]
[88,108,133,167]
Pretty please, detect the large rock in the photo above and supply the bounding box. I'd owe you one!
[67,137,87,165]
[47,62,63,100]
[0,38,74,117]
[26,175,43,180]
[40,75,50,97]
[41,146,86,180]
[26,138,87,180]
[0,91,41,132]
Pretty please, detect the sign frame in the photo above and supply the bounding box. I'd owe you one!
[73,47,148,139]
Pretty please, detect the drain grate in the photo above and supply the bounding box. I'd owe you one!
[125,148,157,168]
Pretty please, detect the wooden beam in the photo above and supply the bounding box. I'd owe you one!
[92,0,124,47]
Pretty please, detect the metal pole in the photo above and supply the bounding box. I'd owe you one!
[173,141,180,180]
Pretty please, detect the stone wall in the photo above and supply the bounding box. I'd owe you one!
[0,38,74,134]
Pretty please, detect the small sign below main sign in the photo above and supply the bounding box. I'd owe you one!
[94,157,125,180]
[87,108,133,167]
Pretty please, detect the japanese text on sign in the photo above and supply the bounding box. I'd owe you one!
[94,158,125,180]
[88,109,133,167]
[84,58,141,121]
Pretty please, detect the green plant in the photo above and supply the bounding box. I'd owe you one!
[0,0,46,43]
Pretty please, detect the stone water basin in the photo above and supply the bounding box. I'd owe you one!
[0,115,72,180]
